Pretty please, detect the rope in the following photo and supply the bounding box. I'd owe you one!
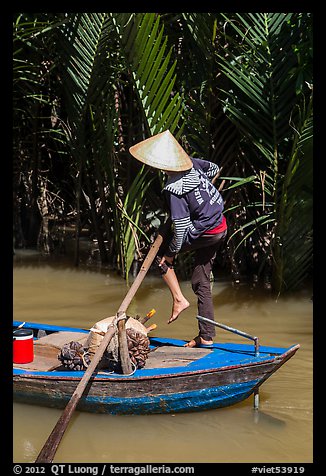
[118,360,137,377]
[116,312,127,323]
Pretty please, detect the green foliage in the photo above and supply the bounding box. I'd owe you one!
[13,12,313,292]
[46,12,186,278]
[215,13,313,292]
[111,13,185,137]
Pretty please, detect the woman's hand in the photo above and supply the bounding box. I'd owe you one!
[159,255,174,267]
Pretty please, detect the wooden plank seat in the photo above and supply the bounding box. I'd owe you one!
[145,346,210,369]
[13,331,88,372]
[34,331,88,349]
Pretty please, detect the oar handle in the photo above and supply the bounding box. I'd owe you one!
[117,233,164,315]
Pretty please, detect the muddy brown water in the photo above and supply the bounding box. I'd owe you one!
[13,251,313,463]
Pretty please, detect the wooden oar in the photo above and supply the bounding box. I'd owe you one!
[34,324,117,463]
[35,227,167,463]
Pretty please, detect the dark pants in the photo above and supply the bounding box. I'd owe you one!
[157,229,227,341]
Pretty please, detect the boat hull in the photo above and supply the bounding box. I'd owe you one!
[13,321,299,414]
[14,378,261,414]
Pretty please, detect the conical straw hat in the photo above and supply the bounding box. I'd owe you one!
[129,130,192,172]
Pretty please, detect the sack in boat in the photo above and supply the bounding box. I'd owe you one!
[86,315,150,371]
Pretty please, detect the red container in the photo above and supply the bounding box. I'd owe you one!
[13,328,34,364]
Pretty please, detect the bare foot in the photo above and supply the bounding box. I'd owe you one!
[184,336,213,347]
[167,298,190,324]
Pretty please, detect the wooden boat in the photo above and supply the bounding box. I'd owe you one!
[13,320,300,415]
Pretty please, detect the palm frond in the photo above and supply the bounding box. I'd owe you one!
[57,13,111,134]
[217,13,303,169]
[112,13,185,136]
[216,12,313,291]
[118,167,154,280]
[274,93,313,291]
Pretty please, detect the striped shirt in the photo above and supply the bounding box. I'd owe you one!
[163,158,225,257]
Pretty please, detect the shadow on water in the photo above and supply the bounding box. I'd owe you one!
[212,279,312,308]
[252,410,286,427]
[13,249,114,274]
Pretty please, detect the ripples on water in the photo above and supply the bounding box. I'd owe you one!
[13,251,313,463]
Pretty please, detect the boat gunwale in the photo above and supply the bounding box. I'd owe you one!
[13,321,300,382]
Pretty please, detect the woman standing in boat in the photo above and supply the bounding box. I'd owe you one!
[129,130,227,348]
